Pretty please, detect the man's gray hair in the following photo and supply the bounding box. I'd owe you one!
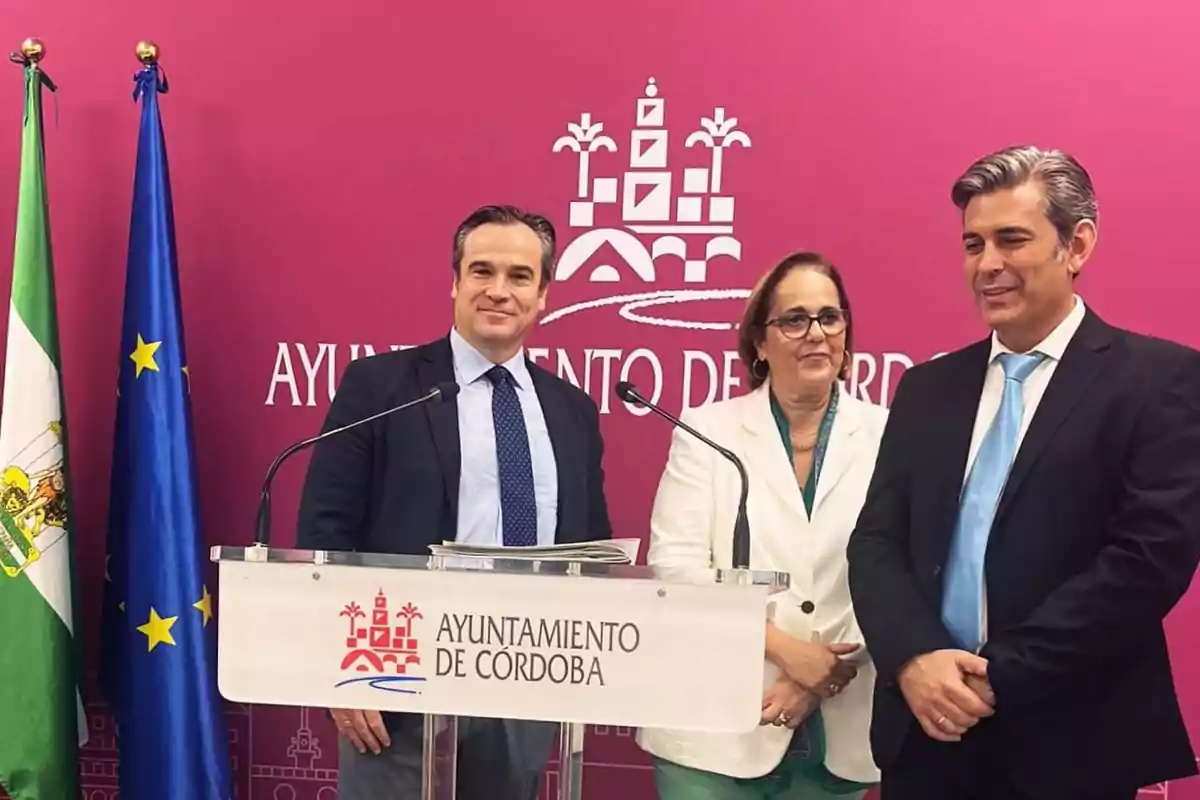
[951,145,1098,245]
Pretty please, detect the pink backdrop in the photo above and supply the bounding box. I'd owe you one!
[1,0,1199,797]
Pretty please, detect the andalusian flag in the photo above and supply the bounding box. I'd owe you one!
[0,54,85,799]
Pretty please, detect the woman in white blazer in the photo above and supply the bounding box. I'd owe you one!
[637,251,887,799]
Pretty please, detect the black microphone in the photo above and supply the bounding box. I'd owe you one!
[252,381,461,547]
[615,381,751,570]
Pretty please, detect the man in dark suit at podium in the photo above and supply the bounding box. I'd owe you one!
[847,145,1200,799]
[296,204,613,800]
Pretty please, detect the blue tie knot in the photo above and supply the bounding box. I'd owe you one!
[486,365,514,388]
[998,352,1046,385]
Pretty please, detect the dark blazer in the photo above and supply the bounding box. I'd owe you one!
[296,336,612,556]
[847,309,1200,794]
[294,336,613,794]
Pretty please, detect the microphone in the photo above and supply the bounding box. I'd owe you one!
[252,381,461,547]
[615,381,751,570]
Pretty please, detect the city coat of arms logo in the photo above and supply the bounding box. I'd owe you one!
[334,589,427,694]
[544,76,754,331]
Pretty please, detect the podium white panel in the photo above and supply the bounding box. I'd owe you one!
[215,556,773,733]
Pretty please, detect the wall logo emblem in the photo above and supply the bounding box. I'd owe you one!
[545,77,753,330]
[334,589,427,694]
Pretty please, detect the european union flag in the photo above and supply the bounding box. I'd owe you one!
[99,60,233,800]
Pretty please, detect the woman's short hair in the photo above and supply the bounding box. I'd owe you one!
[736,250,855,390]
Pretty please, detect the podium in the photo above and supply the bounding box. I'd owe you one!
[211,544,789,799]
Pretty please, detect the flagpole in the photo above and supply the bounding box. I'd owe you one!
[1,33,86,800]
[99,37,234,799]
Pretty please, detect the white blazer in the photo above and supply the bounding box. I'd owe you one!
[635,381,887,783]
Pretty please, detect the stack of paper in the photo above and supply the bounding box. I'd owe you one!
[428,537,641,564]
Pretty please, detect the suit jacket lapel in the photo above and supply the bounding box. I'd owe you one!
[417,338,461,523]
[812,394,861,512]
[529,364,571,538]
[739,386,806,511]
[993,311,1114,527]
[932,339,993,555]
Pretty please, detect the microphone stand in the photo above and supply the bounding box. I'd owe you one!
[252,384,453,548]
[618,384,751,570]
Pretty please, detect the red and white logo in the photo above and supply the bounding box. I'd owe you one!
[333,589,427,694]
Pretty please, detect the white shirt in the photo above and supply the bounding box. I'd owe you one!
[449,328,558,546]
[965,295,1086,644]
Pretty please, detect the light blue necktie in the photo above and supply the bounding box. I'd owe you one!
[942,351,1046,652]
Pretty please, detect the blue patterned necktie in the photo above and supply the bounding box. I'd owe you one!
[942,351,1047,652]
[486,365,538,547]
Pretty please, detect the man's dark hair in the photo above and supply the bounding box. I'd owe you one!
[451,205,557,288]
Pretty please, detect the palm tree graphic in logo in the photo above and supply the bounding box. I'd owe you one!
[340,601,365,637]
[553,113,617,201]
[685,107,750,197]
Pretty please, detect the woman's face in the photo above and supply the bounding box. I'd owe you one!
[756,267,848,394]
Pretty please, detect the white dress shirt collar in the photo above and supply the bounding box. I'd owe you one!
[449,327,531,389]
[988,294,1086,363]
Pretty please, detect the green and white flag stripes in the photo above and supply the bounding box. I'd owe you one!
[0,59,85,800]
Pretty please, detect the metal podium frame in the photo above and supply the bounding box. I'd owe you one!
[212,544,790,800]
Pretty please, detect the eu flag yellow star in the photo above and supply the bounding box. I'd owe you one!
[193,585,213,627]
[136,607,178,652]
[130,334,162,378]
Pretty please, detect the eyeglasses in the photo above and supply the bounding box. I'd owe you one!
[765,308,848,339]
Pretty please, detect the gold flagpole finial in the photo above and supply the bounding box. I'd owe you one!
[19,38,45,64]
[136,40,159,66]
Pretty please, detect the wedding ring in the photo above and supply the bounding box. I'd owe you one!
[936,715,947,726]
[778,713,789,725]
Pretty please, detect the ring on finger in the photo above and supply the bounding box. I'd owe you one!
[936,715,948,727]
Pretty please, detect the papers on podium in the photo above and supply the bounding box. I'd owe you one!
[428,537,641,564]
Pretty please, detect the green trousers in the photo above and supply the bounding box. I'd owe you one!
[652,757,867,800]
[651,713,871,800]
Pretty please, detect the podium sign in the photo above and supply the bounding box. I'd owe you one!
[211,545,789,798]
[215,547,777,732]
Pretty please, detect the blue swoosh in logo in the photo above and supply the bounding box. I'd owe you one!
[335,675,428,694]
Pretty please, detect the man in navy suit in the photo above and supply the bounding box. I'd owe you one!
[848,145,1200,799]
[297,205,612,800]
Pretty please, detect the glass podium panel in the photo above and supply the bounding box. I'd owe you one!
[212,544,790,799]
[422,714,458,800]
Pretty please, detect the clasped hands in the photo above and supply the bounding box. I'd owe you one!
[761,626,861,728]
[897,649,996,742]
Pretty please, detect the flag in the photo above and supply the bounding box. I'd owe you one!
[99,61,232,800]
[0,54,85,800]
